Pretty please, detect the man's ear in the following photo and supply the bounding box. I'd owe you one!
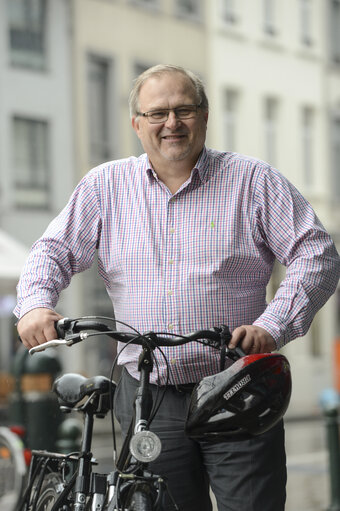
[132,116,141,137]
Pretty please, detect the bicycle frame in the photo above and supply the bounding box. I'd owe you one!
[19,317,232,510]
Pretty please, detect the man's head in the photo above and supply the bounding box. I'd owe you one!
[129,64,209,119]
[130,65,209,172]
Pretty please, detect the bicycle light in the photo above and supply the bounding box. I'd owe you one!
[129,431,162,463]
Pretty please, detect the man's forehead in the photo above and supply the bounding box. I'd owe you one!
[140,73,195,95]
[139,73,197,107]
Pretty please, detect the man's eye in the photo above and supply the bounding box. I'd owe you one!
[149,111,166,119]
[177,108,192,116]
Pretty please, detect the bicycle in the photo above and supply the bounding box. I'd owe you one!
[0,425,29,510]
[18,316,234,511]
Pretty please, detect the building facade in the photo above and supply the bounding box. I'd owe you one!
[0,0,75,370]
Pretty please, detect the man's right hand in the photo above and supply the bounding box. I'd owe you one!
[17,308,63,350]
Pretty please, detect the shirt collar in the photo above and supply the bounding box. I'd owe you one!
[142,146,210,184]
[193,146,209,183]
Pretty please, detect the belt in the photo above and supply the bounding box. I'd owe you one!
[124,369,197,394]
[171,382,197,394]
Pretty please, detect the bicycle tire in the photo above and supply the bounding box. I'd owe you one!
[125,483,156,511]
[0,426,26,510]
[31,471,66,511]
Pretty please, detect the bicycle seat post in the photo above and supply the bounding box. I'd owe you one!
[73,404,95,510]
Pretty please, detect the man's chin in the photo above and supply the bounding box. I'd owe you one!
[161,148,191,162]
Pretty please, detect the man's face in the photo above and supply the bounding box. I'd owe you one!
[132,72,208,170]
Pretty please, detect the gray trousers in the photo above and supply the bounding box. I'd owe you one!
[114,368,287,511]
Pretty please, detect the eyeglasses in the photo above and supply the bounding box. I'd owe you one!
[136,104,202,124]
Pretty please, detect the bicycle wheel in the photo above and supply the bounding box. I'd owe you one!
[124,482,156,511]
[32,471,65,511]
[0,426,26,510]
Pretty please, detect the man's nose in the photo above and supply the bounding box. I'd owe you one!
[165,110,181,128]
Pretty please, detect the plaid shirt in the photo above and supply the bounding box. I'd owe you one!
[15,148,340,384]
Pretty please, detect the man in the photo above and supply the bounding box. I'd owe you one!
[16,65,340,510]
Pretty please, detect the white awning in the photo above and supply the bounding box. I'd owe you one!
[0,230,29,294]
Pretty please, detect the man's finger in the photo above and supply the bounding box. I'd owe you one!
[228,326,246,349]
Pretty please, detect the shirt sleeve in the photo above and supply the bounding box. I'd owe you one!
[251,164,340,349]
[14,171,102,319]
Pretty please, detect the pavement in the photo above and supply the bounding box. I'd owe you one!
[90,415,332,511]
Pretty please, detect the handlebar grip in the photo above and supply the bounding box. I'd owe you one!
[54,318,71,339]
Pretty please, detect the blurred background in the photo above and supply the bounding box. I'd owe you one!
[0,0,340,418]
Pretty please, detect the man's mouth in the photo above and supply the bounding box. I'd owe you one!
[161,134,186,141]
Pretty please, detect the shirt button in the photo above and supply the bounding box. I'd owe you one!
[167,290,173,296]
[170,358,177,365]
[169,259,174,265]
[168,323,174,330]
[169,227,175,234]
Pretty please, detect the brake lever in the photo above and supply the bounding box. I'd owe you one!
[216,324,247,362]
[29,333,86,355]
[29,339,68,354]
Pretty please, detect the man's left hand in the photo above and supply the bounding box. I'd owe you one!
[228,325,276,354]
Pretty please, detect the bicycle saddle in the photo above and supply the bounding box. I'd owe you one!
[53,373,116,407]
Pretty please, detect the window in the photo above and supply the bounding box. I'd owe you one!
[302,107,314,190]
[176,0,202,20]
[12,117,50,209]
[330,0,340,62]
[7,0,47,69]
[223,90,238,152]
[88,55,112,165]
[263,0,276,35]
[299,0,313,46]
[264,97,278,165]
[220,0,237,23]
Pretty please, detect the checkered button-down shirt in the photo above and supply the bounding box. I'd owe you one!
[15,148,340,384]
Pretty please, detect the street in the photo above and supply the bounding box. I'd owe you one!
[91,416,331,511]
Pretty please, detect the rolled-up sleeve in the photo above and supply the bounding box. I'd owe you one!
[252,165,340,348]
[14,171,101,319]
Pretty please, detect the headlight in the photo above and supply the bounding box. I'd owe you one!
[129,431,162,463]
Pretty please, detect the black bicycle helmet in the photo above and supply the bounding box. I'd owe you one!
[185,352,291,439]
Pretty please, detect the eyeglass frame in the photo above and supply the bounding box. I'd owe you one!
[135,104,202,124]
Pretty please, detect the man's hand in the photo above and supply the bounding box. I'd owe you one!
[17,308,63,350]
[228,325,276,354]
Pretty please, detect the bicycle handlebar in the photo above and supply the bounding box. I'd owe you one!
[29,316,244,357]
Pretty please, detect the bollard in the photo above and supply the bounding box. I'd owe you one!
[9,344,63,451]
[320,389,340,511]
[324,408,340,511]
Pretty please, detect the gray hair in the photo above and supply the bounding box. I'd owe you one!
[129,64,209,118]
